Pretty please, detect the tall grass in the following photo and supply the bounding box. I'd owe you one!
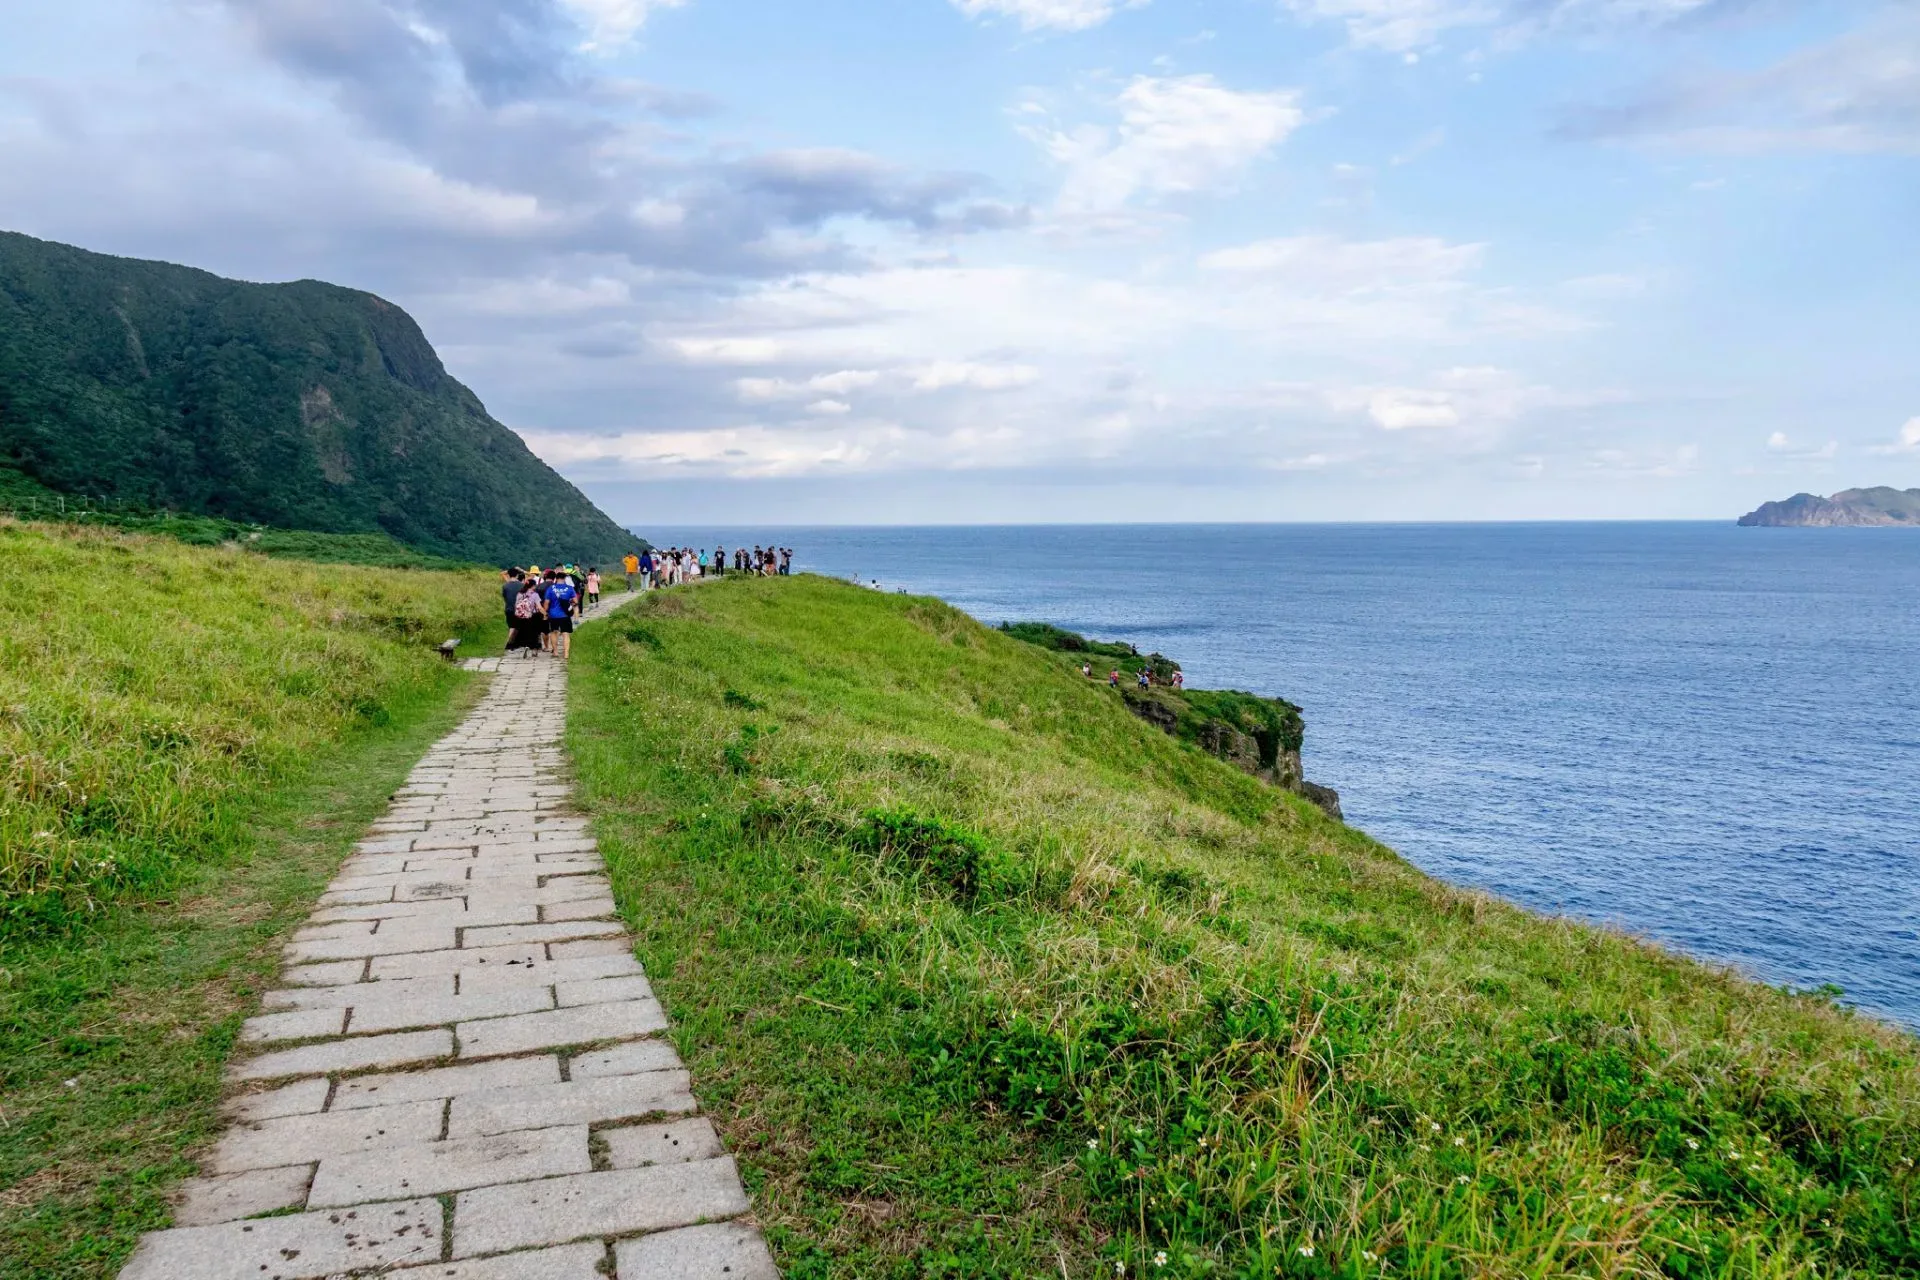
[0,519,499,931]
[570,576,1918,1278]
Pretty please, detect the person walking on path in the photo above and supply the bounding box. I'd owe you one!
[623,550,639,592]
[544,571,579,659]
[500,568,523,629]
[586,567,601,606]
[714,545,727,578]
[507,577,545,657]
[638,549,654,590]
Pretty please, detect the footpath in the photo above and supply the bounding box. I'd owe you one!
[119,593,777,1280]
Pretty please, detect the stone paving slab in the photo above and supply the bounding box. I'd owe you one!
[124,598,774,1277]
[120,1196,443,1279]
[331,1053,562,1111]
[616,1221,782,1280]
[604,1117,725,1171]
[452,1157,751,1258]
[171,1164,313,1226]
[209,1099,445,1174]
[448,1069,697,1137]
[386,1242,607,1279]
[455,998,668,1058]
[308,1125,591,1207]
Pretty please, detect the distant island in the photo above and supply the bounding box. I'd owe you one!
[1738,486,1920,527]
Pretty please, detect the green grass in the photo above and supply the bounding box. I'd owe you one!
[0,669,489,1278]
[570,575,1918,1279]
[0,519,502,932]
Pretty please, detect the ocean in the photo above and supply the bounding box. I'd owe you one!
[639,523,1920,1029]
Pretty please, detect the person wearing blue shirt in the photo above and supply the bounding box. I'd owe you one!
[543,571,579,658]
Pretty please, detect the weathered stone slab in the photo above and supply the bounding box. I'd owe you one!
[347,985,554,1035]
[316,886,395,908]
[569,1038,684,1079]
[171,1163,313,1226]
[461,920,623,949]
[555,975,653,1007]
[264,974,455,1011]
[223,1078,331,1123]
[240,1006,348,1044]
[448,1070,696,1137]
[308,1125,590,1207]
[210,1099,444,1173]
[614,1221,780,1280]
[457,953,642,995]
[542,896,618,923]
[384,1242,606,1279]
[331,1053,561,1111]
[373,944,546,979]
[284,926,458,963]
[457,1000,667,1058]
[603,1117,723,1171]
[118,1196,442,1280]
[549,937,632,960]
[231,1029,453,1081]
[451,1157,749,1257]
[280,958,368,987]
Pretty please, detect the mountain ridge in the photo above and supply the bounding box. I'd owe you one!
[0,230,640,565]
[1737,486,1920,527]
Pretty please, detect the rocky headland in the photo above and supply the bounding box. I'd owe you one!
[1738,486,1920,527]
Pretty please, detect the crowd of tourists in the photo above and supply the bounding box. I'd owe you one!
[501,543,797,658]
[500,564,601,659]
[617,544,792,590]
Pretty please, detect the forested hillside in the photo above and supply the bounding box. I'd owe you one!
[0,231,636,565]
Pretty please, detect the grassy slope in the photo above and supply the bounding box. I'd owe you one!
[570,576,1917,1280]
[0,521,505,1275]
[0,519,501,928]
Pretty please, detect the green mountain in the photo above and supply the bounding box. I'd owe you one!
[1738,486,1920,527]
[0,230,640,565]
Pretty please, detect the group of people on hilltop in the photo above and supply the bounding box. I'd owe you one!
[619,544,793,591]
[501,563,601,660]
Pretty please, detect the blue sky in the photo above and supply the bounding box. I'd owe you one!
[3,0,1917,524]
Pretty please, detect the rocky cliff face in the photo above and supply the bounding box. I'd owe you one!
[1738,487,1920,527]
[1121,687,1339,818]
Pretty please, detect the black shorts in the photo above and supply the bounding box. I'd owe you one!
[549,617,573,634]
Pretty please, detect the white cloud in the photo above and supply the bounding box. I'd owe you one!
[951,0,1138,32]
[805,399,852,415]
[1767,431,1840,460]
[736,370,882,401]
[557,0,687,51]
[910,362,1041,391]
[1279,0,1498,53]
[1369,388,1462,429]
[1280,0,1724,52]
[669,337,789,364]
[1868,417,1920,455]
[1563,11,1920,155]
[1024,75,1305,212]
[1200,234,1484,289]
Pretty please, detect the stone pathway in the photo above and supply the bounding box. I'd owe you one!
[120,600,777,1280]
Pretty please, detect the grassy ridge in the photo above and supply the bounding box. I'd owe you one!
[0,520,499,930]
[570,576,1918,1278]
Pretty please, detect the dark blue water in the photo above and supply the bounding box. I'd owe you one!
[643,524,1920,1028]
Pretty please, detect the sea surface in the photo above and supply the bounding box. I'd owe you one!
[642,524,1920,1029]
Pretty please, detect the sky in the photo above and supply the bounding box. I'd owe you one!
[2,1,1917,526]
